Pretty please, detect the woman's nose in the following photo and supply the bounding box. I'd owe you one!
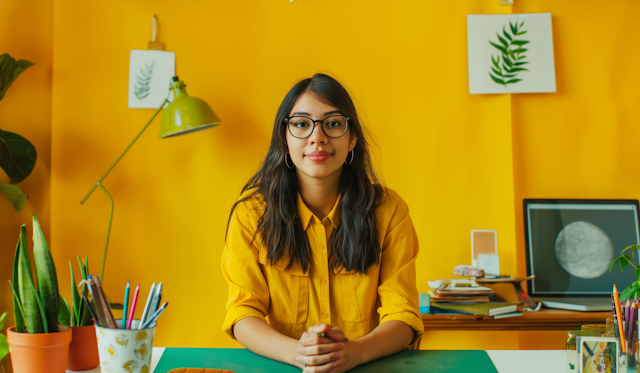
[308,123,328,144]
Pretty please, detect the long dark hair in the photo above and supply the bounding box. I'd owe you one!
[227,73,385,274]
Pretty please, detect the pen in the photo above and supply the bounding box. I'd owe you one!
[87,276,108,326]
[140,302,168,329]
[149,282,163,317]
[126,285,140,330]
[614,285,627,353]
[139,283,156,329]
[122,281,130,329]
[94,276,117,329]
[83,294,99,326]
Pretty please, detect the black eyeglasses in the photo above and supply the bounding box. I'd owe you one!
[284,115,350,139]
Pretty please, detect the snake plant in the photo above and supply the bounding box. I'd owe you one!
[8,214,60,333]
[58,256,93,327]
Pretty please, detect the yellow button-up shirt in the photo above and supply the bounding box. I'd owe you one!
[221,188,424,343]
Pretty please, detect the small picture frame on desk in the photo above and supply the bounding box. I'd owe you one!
[577,337,618,373]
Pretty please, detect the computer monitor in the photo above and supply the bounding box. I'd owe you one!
[524,199,640,298]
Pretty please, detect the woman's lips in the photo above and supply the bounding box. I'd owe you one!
[306,151,331,162]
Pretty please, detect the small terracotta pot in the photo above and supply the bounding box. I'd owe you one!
[7,325,72,373]
[67,324,100,371]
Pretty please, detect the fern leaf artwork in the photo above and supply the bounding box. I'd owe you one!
[488,21,530,87]
[133,61,155,100]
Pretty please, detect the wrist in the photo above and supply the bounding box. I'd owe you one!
[347,338,367,367]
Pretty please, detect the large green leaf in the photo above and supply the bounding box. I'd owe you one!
[489,41,508,55]
[32,214,59,332]
[489,73,505,86]
[0,129,37,184]
[0,54,34,102]
[58,294,72,327]
[17,225,44,333]
[0,313,7,361]
[12,236,24,332]
[620,283,640,301]
[0,181,27,212]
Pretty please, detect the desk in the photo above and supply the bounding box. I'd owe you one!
[68,348,570,373]
[422,307,610,331]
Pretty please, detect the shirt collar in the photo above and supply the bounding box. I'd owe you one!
[297,193,342,230]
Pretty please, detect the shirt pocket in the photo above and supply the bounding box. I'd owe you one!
[333,266,363,323]
[259,253,309,325]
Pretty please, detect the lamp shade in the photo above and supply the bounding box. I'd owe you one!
[159,77,221,138]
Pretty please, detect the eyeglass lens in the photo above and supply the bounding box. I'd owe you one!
[288,116,348,138]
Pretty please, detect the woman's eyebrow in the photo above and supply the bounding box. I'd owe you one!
[291,110,343,117]
[324,110,342,116]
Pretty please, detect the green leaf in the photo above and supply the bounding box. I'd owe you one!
[489,41,508,55]
[620,283,640,301]
[70,261,82,327]
[0,314,7,361]
[514,62,530,66]
[32,214,59,333]
[517,48,529,54]
[509,67,529,72]
[512,40,530,46]
[0,312,6,330]
[502,26,512,41]
[58,294,72,327]
[489,72,506,86]
[12,237,24,333]
[492,55,501,70]
[503,73,518,78]
[520,21,524,28]
[622,244,638,256]
[506,78,523,84]
[516,31,528,36]
[510,22,517,35]
[497,33,509,48]
[502,54,514,67]
[491,67,503,77]
[0,181,27,212]
[635,266,640,279]
[0,54,34,101]
[503,64,513,73]
[0,129,37,184]
[17,225,44,333]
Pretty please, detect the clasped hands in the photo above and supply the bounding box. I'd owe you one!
[296,324,356,373]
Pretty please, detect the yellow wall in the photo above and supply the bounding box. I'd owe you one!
[1,0,638,352]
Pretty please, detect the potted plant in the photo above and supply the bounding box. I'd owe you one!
[59,256,99,371]
[6,214,71,373]
[610,244,640,300]
[0,312,8,373]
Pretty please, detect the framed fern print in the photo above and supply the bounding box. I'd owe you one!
[467,13,556,94]
[128,50,176,108]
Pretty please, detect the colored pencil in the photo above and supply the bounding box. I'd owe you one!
[122,281,130,329]
[140,302,168,329]
[126,285,140,329]
[614,285,627,353]
[83,294,99,326]
[138,283,156,329]
[87,276,108,326]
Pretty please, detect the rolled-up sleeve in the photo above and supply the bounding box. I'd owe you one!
[377,196,424,343]
[221,201,269,339]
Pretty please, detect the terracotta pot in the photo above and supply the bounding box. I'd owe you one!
[67,324,100,371]
[7,325,72,373]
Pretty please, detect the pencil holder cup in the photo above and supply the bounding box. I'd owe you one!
[95,319,156,373]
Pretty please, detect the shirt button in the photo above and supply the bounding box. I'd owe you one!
[324,313,329,319]
[320,244,325,249]
[322,278,328,285]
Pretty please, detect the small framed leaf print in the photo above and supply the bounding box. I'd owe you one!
[128,50,176,108]
[467,13,556,94]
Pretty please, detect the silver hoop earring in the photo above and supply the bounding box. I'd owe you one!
[345,149,354,165]
[285,154,295,169]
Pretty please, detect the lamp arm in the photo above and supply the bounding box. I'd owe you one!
[81,98,168,205]
[80,98,168,283]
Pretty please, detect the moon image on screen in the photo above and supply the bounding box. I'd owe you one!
[555,221,614,279]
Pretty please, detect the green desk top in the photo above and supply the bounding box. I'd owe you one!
[154,348,499,373]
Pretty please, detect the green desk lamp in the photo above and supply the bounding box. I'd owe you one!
[81,76,221,284]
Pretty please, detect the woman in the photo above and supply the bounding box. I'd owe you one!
[222,73,423,372]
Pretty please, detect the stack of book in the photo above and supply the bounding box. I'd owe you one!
[427,281,495,303]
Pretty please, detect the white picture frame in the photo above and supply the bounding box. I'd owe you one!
[128,50,176,109]
[471,229,497,267]
[467,13,556,94]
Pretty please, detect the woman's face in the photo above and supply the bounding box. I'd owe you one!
[286,92,357,180]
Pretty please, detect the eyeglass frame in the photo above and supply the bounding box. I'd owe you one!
[284,115,351,139]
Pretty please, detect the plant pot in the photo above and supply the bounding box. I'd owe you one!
[6,325,72,373]
[67,324,99,371]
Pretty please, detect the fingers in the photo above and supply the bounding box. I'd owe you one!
[298,350,343,372]
[298,341,345,356]
[308,323,331,335]
[325,326,348,342]
[300,331,337,347]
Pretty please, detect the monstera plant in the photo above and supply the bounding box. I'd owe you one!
[0,53,37,212]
